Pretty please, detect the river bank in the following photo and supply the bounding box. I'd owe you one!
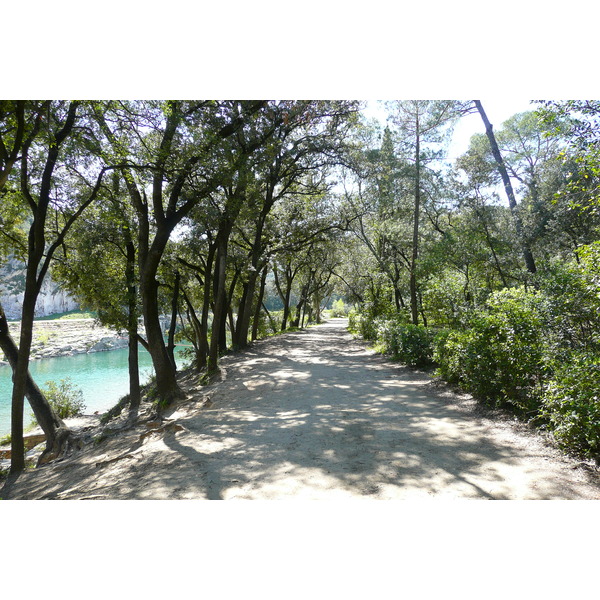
[1,318,129,365]
[0,321,187,439]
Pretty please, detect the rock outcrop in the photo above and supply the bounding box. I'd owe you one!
[0,257,79,319]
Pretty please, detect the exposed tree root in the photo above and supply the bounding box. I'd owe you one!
[37,427,84,467]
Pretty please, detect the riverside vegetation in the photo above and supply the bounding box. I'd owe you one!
[1,100,599,478]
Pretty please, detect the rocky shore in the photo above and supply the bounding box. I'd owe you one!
[1,318,129,365]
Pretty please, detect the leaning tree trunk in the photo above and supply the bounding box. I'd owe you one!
[0,304,66,438]
[3,300,78,470]
[474,100,537,275]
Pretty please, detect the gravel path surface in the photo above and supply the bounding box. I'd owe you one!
[3,318,600,499]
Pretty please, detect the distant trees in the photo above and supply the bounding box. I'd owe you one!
[341,102,464,323]
[387,100,464,324]
[342,101,600,331]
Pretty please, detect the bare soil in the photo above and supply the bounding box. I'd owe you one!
[2,318,600,499]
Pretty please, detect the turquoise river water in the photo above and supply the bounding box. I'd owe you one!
[0,347,187,438]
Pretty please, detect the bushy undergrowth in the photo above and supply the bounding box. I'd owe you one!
[377,320,437,368]
[434,287,546,414]
[348,309,380,341]
[349,310,437,368]
[541,352,600,458]
[31,378,86,424]
[330,299,349,317]
[350,263,600,460]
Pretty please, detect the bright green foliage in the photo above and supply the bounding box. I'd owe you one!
[350,309,438,368]
[434,287,546,413]
[33,378,86,422]
[432,329,470,385]
[330,299,349,317]
[376,320,436,367]
[542,352,600,458]
[348,300,402,341]
[347,309,360,334]
[348,309,382,341]
[536,253,600,356]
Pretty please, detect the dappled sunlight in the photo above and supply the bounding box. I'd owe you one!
[3,320,599,500]
[269,368,312,381]
[242,379,272,391]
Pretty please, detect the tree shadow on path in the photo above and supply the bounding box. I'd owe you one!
[3,319,600,499]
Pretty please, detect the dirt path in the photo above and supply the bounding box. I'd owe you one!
[3,318,600,499]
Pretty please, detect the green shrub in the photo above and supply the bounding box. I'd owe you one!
[347,309,383,341]
[378,320,437,368]
[541,352,600,458]
[421,270,488,329]
[433,328,471,385]
[433,287,546,413]
[536,255,600,356]
[32,378,86,423]
[330,299,349,317]
[350,309,439,368]
[347,308,360,333]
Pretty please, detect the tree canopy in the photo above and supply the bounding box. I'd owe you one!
[2,98,600,470]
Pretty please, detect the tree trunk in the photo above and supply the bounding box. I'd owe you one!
[474,100,537,275]
[479,210,509,288]
[251,265,269,341]
[291,281,309,328]
[198,247,215,370]
[126,241,141,409]
[140,254,183,404]
[273,266,295,331]
[10,247,45,472]
[234,205,271,348]
[5,101,107,471]
[166,271,181,370]
[0,304,66,445]
[234,268,261,348]
[8,278,78,470]
[181,287,203,370]
[410,119,421,326]
[208,234,229,374]
[223,269,238,352]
